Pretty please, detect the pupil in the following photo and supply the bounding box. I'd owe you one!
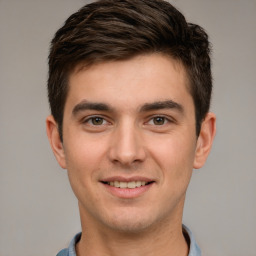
[92,117,103,125]
[154,117,164,125]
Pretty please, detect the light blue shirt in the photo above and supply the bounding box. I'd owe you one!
[56,225,201,256]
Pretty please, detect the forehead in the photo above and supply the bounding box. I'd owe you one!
[66,54,192,112]
[72,53,190,85]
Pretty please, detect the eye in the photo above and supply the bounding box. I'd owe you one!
[148,116,168,125]
[84,116,107,126]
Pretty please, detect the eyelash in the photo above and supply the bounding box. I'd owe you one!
[147,116,172,126]
[147,116,169,126]
[82,116,109,126]
[82,115,174,127]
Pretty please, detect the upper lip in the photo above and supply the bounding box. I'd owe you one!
[100,176,154,183]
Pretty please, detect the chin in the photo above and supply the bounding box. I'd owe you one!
[108,219,152,233]
[103,209,159,233]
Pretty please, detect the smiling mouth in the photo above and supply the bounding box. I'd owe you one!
[101,181,154,189]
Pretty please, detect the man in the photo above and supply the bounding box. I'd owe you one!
[46,0,216,255]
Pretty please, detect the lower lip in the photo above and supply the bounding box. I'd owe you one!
[102,183,154,199]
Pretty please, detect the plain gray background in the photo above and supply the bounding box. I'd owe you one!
[0,0,255,255]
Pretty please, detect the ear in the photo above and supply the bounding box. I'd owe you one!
[46,115,67,169]
[193,112,216,169]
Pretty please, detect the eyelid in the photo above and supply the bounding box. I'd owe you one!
[146,115,175,125]
[82,115,111,125]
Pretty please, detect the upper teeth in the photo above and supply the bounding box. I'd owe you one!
[108,181,147,189]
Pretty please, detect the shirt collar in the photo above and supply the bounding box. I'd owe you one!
[183,224,201,256]
[65,225,201,256]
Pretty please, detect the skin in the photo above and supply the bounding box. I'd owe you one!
[47,54,216,256]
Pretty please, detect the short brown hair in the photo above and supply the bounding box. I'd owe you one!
[48,0,212,141]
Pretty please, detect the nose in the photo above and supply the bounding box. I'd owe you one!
[108,120,146,166]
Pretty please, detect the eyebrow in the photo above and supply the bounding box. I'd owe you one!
[139,100,184,113]
[72,100,113,116]
[72,99,184,116]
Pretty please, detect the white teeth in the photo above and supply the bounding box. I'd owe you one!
[136,181,141,187]
[107,181,149,188]
[120,182,126,188]
[128,181,136,188]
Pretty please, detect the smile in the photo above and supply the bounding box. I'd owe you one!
[106,181,151,189]
[101,178,155,198]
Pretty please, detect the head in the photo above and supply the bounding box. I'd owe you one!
[47,0,212,142]
[46,0,216,236]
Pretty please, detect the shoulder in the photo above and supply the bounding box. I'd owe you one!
[183,225,201,256]
[56,233,82,256]
[56,248,69,256]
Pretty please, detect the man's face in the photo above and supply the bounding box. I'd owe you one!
[51,54,207,232]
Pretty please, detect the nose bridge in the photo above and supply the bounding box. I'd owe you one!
[108,117,145,165]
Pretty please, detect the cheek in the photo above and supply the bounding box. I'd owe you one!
[65,131,107,166]
[63,136,106,186]
[148,134,196,180]
[63,140,105,206]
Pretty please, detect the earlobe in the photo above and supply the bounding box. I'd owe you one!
[193,112,216,169]
[46,115,67,169]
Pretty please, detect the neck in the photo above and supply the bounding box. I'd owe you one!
[76,206,189,256]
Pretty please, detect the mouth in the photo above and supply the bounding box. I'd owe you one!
[101,180,154,189]
[100,178,155,198]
